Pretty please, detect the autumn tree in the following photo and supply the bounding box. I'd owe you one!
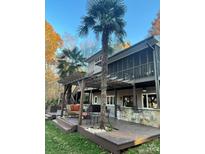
[45,66,61,101]
[112,41,130,53]
[45,20,63,64]
[45,20,63,102]
[149,12,160,36]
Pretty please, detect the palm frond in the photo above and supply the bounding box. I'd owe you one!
[79,16,95,37]
[79,25,89,36]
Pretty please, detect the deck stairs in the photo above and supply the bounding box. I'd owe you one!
[53,117,77,133]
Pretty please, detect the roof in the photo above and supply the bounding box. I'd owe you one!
[108,36,159,64]
[85,50,102,63]
[85,36,159,64]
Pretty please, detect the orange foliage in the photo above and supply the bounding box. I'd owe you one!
[45,65,62,101]
[45,65,58,83]
[45,20,63,64]
[113,41,131,52]
[149,12,160,36]
[120,42,131,49]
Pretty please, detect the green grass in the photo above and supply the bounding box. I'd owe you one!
[45,121,108,154]
[45,120,160,154]
[124,139,160,154]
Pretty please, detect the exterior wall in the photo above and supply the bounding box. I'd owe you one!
[87,61,102,74]
[117,108,160,128]
[91,86,160,128]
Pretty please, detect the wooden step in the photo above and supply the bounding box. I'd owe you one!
[45,113,54,120]
[53,117,77,133]
[56,117,76,128]
[53,120,74,133]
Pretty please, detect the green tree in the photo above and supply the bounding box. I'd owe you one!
[57,47,86,116]
[79,0,127,129]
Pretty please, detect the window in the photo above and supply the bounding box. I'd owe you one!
[134,53,140,66]
[94,96,98,104]
[123,96,133,107]
[142,93,158,109]
[84,93,90,104]
[128,56,133,68]
[113,62,117,73]
[117,60,122,72]
[95,56,102,64]
[140,50,147,64]
[147,50,153,62]
[107,96,114,106]
[123,57,128,69]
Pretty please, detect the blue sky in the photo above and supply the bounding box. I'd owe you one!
[46,0,159,46]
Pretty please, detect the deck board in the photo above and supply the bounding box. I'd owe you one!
[63,117,160,153]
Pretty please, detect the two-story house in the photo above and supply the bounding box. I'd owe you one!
[60,36,160,127]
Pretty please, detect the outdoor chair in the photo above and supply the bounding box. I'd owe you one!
[85,105,110,126]
[66,104,80,117]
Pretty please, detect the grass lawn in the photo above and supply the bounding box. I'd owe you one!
[124,139,160,154]
[45,120,160,154]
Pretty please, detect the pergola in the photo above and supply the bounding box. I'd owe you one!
[58,71,137,125]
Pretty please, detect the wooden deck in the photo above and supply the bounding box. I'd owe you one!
[60,117,160,154]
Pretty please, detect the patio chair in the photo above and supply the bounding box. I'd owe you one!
[66,104,80,117]
[85,105,110,126]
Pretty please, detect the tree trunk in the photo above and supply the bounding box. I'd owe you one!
[61,84,70,117]
[79,80,85,125]
[100,30,109,129]
[66,84,72,104]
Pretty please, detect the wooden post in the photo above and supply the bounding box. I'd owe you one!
[114,89,117,118]
[153,45,160,108]
[61,85,69,117]
[133,83,138,110]
[79,80,85,125]
[89,90,93,105]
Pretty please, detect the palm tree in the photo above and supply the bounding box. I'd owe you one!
[57,47,86,117]
[79,0,126,129]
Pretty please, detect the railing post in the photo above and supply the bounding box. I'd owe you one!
[153,46,160,109]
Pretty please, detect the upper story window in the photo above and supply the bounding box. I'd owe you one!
[134,53,140,66]
[142,93,158,109]
[127,55,133,68]
[123,57,128,70]
[147,49,153,62]
[117,60,122,72]
[94,55,102,64]
[140,51,147,64]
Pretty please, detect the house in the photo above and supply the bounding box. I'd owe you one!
[60,36,160,128]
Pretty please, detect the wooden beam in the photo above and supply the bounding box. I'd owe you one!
[153,45,160,109]
[133,83,138,110]
[114,89,117,118]
[89,90,93,105]
[79,80,85,125]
